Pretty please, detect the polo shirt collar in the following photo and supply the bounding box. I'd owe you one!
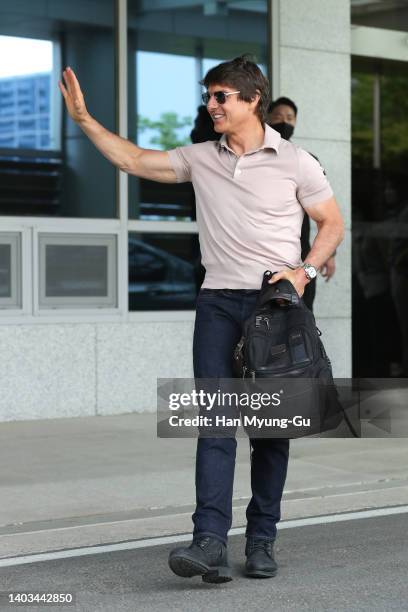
[218,123,281,154]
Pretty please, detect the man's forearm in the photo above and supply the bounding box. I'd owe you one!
[303,221,344,270]
[78,115,142,173]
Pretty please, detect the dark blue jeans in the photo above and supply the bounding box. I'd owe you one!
[192,288,290,545]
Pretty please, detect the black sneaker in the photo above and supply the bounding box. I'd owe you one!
[168,536,232,583]
[245,537,277,578]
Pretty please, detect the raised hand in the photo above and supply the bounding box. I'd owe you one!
[58,67,90,124]
[57,66,177,183]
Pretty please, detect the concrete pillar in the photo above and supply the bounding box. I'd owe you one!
[271,0,352,377]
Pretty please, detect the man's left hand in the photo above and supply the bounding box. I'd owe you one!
[268,267,309,297]
[320,256,336,281]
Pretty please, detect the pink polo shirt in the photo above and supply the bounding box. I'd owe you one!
[167,124,333,289]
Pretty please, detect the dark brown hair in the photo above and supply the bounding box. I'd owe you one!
[268,96,298,117]
[200,54,270,123]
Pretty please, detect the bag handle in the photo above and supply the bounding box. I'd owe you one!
[257,270,300,307]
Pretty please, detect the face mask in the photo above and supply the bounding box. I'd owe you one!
[270,122,294,140]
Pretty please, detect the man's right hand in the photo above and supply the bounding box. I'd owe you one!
[58,66,90,125]
[57,67,177,183]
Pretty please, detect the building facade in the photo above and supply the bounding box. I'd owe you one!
[0,0,407,421]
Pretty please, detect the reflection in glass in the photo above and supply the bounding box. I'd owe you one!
[128,0,268,221]
[351,0,408,33]
[0,2,116,218]
[136,52,195,150]
[128,233,201,310]
[0,36,53,150]
[0,244,11,297]
[352,60,408,378]
[351,72,374,169]
[45,245,108,297]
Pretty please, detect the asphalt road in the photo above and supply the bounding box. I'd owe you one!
[1,512,407,612]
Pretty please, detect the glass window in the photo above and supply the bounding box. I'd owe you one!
[0,138,14,147]
[351,0,408,33]
[351,71,374,169]
[0,37,53,151]
[136,51,196,151]
[351,2,408,376]
[381,72,408,174]
[40,134,49,148]
[0,232,21,309]
[129,233,201,311]
[0,244,11,298]
[352,56,408,378]
[19,119,35,130]
[128,0,268,221]
[39,233,117,309]
[0,1,117,218]
[0,119,14,130]
[19,136,35,148]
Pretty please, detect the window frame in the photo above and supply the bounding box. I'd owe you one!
[0,231,22,309]
[37,232,118,310]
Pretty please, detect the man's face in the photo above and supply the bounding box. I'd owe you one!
[206,83,258,134]
[268,104,297,127]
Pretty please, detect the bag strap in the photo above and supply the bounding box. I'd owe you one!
[256,270,300,308]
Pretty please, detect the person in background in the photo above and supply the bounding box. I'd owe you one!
[267,96,337,312]
[191,105,220,145]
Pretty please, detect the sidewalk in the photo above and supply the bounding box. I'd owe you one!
[1,413,408,558]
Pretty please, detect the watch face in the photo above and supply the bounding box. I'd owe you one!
[305,265,317,279]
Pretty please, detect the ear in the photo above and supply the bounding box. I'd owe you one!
[250,90,261,105]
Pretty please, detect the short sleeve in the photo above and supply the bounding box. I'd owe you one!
[296,148,333,208]
[167,146,193,183]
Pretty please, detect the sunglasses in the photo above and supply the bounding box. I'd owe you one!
[201,90,241,105]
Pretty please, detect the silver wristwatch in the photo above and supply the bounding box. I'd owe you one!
[302,263,317,280]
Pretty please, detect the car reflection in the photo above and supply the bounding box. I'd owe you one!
[128,238,197,310]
